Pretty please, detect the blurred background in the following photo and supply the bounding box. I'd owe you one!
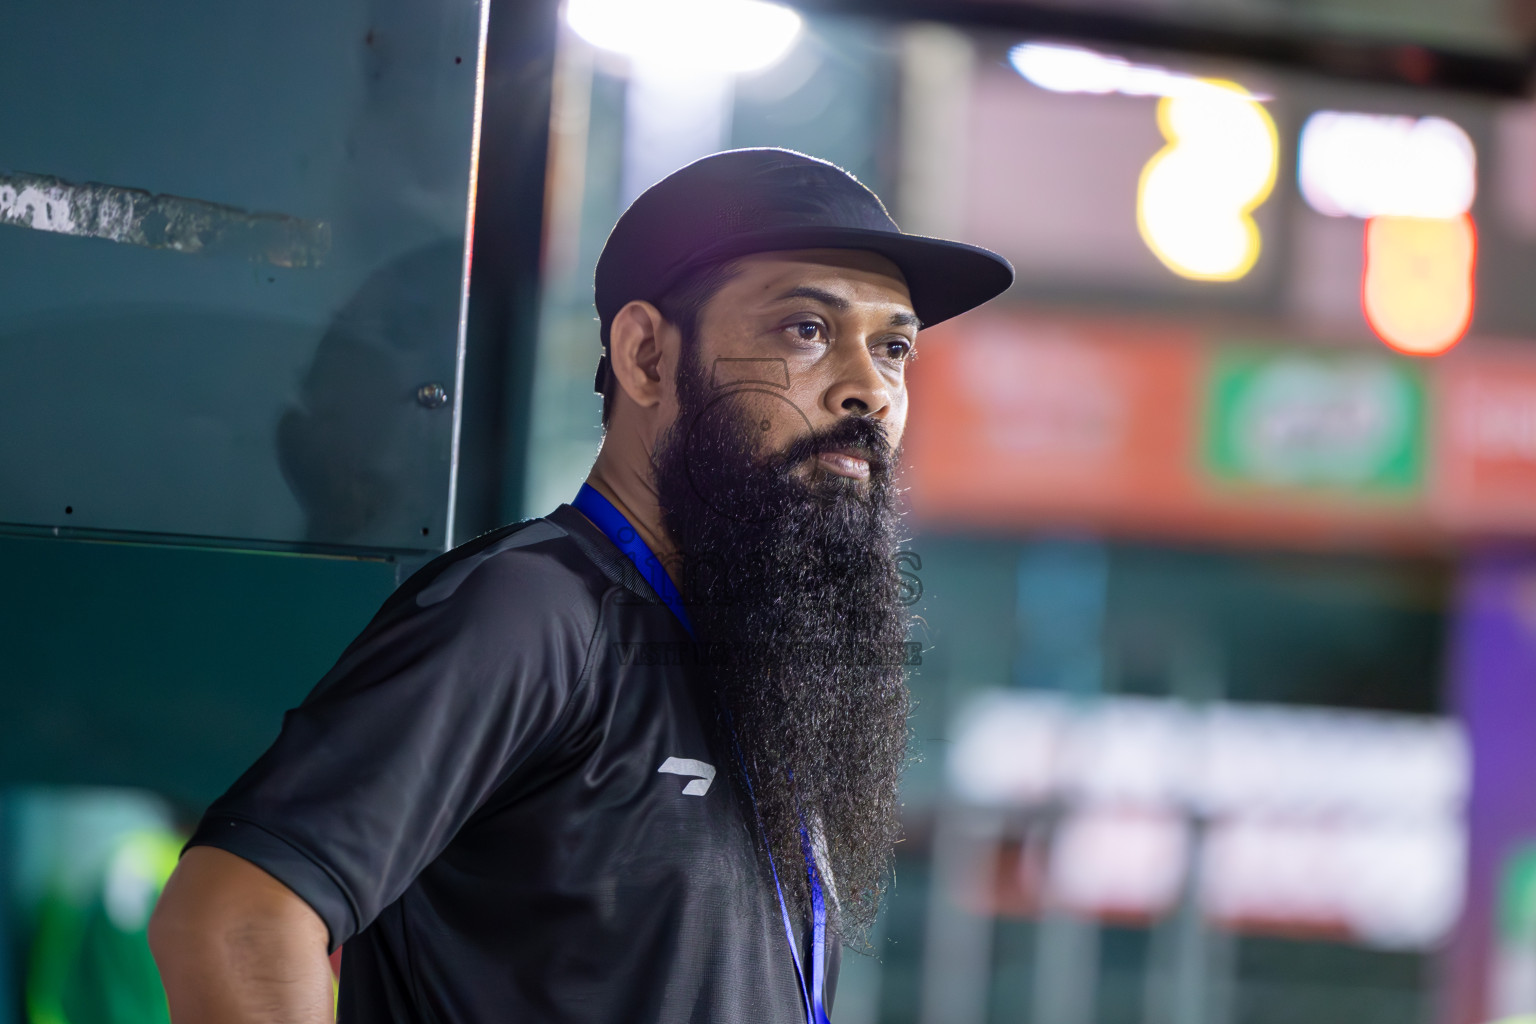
[5,0,1536,1021]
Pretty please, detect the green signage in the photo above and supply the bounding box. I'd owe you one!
[1204,347,1426,494]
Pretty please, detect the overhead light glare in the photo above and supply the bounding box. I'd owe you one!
[1299,112,1476,219]
[1009,42,1266,101]
[565,0,803,75]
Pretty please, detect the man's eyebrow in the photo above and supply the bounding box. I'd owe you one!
[773,285,850,311]
[773,286,923,329]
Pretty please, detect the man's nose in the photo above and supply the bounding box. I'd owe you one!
[824,345,892,420]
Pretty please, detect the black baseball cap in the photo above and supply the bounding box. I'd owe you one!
[592,147,1015,394]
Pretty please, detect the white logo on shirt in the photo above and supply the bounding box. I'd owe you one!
[657,757,716,796]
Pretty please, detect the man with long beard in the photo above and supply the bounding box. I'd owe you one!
[149,148,1012,1023]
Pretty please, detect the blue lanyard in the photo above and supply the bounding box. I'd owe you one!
[731,739,831,1024]
[572,483,696,640]
[570,484,829,1022]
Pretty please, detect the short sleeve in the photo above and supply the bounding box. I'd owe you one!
[185,536,601,951]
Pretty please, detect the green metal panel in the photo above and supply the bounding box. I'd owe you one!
[0,0,486,553]
[0,535,397,807]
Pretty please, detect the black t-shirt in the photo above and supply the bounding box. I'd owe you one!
[186,503,836,1023]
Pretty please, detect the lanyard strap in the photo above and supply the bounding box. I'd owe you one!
[571,484,827,1022]
[799,819,831,1024]
[730,735,817,1024]
[571,483,696,640]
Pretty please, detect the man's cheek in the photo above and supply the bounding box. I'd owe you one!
[726,390,814,460]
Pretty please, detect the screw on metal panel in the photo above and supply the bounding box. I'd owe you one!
[416,383,449,409]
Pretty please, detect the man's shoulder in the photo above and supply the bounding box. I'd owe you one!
[297,512,618,704]
[393,508,616,623]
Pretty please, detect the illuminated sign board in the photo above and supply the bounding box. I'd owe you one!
[1298,110,1478,356]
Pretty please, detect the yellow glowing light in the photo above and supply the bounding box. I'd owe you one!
[1136,80,1279,282]
[1362,213,1476,356]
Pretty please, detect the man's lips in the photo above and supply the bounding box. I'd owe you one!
[814,446,873,480]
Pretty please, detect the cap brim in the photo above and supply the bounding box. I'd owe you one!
[682,226,1015,328]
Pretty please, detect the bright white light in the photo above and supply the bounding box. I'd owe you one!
[566,0,803,74]
[950,692,1469,820]
[620,61,732,205]
[1010,42,1130,94]
[1299,111,1476,219]
[1009,42,1264,101]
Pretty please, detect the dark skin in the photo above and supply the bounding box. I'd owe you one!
[147,247,919,1023]
[150,846,333,1023]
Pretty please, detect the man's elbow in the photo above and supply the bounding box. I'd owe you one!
[146,892,180,966]
[147,876,211,971]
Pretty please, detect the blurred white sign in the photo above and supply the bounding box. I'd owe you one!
[1298,111,1476,219]
[949,691,1469,948]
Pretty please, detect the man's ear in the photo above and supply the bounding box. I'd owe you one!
[608,299,672,411]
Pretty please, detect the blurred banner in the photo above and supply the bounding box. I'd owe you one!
[924,690,1468,1024]
[945,691,1467,947]
[905,313,1536,549]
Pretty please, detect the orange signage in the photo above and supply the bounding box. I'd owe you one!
[1430,348,1536,535]
[903,315,1202,535]
[900,311,1535,551]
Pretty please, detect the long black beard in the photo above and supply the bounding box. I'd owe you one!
[652,349,913,945]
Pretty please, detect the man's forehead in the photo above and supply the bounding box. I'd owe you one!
[730,248,914,307]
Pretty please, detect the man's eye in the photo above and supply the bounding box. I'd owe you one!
[791,321,824,343]
[883,339,915,361]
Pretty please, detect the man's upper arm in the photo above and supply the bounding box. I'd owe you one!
[150,847,334,1024]
[152,845,327,947]
[182,544,602,950]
